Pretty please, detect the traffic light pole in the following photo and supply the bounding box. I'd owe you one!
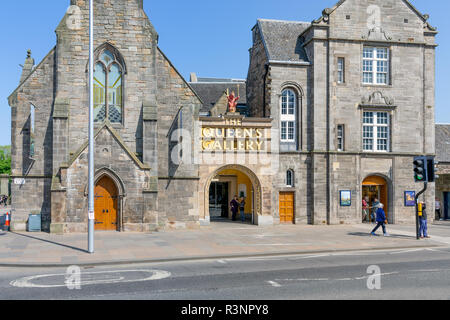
[415,182,428,240]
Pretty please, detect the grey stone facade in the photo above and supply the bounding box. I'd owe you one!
[247,0,437,225]
[436,125,450,220]
[8,0,201,233]
[7,0,438,233]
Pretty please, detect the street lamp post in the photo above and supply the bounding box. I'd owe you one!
[88,0,95,254]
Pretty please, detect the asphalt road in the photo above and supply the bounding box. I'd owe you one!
[1,245,450,300]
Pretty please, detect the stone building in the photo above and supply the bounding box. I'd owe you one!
[8,0,201,233]
[246,0,437,225]
[7,0,438,233]
[436,124,450,220]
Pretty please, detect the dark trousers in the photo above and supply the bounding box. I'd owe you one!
[232,210,237,221]
[372,222,386,235]
[436,209,441,220]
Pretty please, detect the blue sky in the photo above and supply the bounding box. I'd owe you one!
[0,0,448,146]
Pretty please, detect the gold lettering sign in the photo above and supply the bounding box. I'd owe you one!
[201,125,266,152]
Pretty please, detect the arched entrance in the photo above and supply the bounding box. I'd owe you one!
[205,165,262,224]
[362,175,389,223]
[94,176,119,231]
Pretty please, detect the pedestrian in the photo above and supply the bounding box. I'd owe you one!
[371,203,389,237]
[435,198,442,221]
[419,202,430,239]
[230,195,239,222]
[239,196,246,222]
[371,198,380,224]
[362,196,369,223]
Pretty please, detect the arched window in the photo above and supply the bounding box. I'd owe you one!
[280,89,297,142]
[94,49,123,123]
[286,170,294,187]
[30,104,36,159]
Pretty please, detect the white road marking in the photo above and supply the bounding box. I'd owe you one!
[217,260,227,264]
[274,278,329,282]
[10,269,171,289]
[274,272,399,283]
[267,281,282,287]
[389,249,426,255]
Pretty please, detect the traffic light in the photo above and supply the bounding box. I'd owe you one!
[426,156,439,183]
[413,156,427,183]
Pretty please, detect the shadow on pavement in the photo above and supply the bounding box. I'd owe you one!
[348,232,416,240]
[10,232,88,254]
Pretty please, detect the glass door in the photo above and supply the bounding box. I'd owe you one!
[209,182,229,219]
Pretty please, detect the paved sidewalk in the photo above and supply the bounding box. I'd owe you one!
[0,221,445,267]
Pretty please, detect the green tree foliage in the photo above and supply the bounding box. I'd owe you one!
[0,146,11,175]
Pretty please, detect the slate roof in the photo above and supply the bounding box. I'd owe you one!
[257,19,311,63]
[436,124,450,163]
[189,81,247,113]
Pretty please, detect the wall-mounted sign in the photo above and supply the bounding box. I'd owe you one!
[201,118,266,152]
[340,190,352,207]
[404,191,416,207]
[14,178,26,185]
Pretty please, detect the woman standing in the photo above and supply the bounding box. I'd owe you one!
[230,196,239,222]
[239,197,246,222]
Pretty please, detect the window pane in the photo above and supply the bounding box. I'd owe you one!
[281,122,287,141]
[287,171,292,186]
[377,112,388,124]
[363,60,373,72]
[282,89,296,116]
[337,125,344,151]
[377,127,388,151]
[338,58,344,83]
[94,63,106,122]
[363,47,373,58]
[288,122,295,140]
[363,126,373,151]
[281,93,287,115]
[363,112,373,124]
[108,63,123,123]
[100,50,115,66]
[377,48,388,59]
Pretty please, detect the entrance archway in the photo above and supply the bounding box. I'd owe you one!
[205,165,262,224]
[94,176,119,231]
[362,175,389,223]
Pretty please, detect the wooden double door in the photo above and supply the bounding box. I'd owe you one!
[279,192,295,224]
[94,176,118,231]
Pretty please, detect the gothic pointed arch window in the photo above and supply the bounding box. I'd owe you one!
[93,46,125,124]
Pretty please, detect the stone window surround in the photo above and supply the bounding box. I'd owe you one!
[361,45,392,86]
[91,43,127,128]
[361,110,392,153]
[337,124,345,152]
[337,57,345,84]
[286,169,295,187]
[278,82,304,151]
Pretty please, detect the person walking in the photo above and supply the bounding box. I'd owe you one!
[239,197,246,223]
[230,196,239,222]
[419,202,430,239]
[371,203,389,237]
[435,198,442,221]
